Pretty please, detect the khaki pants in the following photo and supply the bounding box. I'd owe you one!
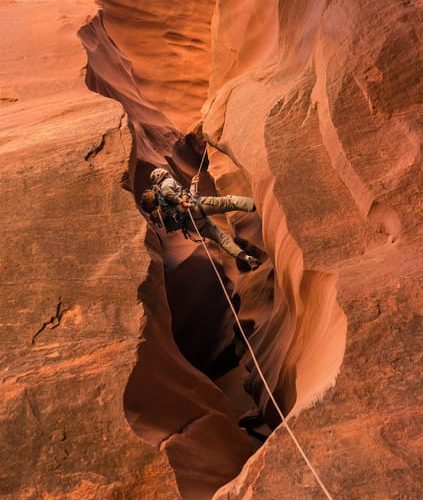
[187,195,255,258]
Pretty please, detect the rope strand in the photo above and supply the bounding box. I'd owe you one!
[186,208,333,500]
[197,147,208,176]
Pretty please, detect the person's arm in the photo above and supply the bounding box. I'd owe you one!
[161,185,182,204]
[189,174,200,197]
[160,178,183,204]
[161,178,192,207]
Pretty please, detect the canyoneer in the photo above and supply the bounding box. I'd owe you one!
[140,167,261,271]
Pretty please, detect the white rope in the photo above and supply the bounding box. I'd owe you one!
[186,208,333,500]
[197,147,208,176]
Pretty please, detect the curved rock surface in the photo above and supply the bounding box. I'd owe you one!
[99,0,216,132]
[1,0,422,499]
[204,0,422,497]
[0,2,179,498]
[78,10,255,499]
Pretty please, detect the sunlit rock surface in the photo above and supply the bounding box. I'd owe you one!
[79,5,254,499]
[205,0,422,498]
[99,0,215,131]
[1,0,421,499]
[0,2,179,498]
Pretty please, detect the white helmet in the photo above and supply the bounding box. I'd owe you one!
[150,168,169,185]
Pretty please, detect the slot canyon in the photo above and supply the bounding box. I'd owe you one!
[0,1,421,499]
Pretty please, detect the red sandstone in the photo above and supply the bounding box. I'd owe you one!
[0,1,421,499]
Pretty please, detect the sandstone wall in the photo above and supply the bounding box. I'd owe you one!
[1,0,421,499]
[99,0,215,131]
[0,2,179,498]
[203,0,422,497]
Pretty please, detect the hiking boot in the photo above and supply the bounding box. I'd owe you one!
[236,252,261,271]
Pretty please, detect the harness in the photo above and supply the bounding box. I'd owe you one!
[149,185,204,242]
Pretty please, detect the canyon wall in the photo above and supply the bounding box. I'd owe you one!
[1,1,253,499]
[1,0,421,499]
[204,0,422,497]
[0,2,180,498]
[99,0,215,132]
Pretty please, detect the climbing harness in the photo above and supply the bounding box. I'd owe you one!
[146,185,188,233]
[182,225,204,243]
[147,157,210,242]
[186,146,334,500]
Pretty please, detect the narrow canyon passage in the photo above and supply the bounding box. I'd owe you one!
[0,0,419,498]
[0,0,420,498]
[78,5,347,498]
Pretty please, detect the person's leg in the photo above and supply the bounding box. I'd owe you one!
[188,210,261,271]
[199,195,255,216]
[199,219,244,258]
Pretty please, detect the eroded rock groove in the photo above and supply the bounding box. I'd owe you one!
[78,2,349,498]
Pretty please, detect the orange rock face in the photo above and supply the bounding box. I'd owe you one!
[203,0,422,497]
[78,8,257,499]
[0,2,179,498]
[1,0,422,499]
[99,0,215,132]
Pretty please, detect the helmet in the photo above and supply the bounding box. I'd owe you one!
[150,168,169,185]
[140,189,157,213]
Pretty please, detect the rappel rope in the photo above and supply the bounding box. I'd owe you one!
[186,149,333,500]
[197,147,208,176]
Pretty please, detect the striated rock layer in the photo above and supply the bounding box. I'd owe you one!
[0,2,180,498]
[1,0,422,499]
[2,1,254,499]
[79,5,255,499]
[99,0,215,132]
[204,0,422,497]
[79,0,422,497]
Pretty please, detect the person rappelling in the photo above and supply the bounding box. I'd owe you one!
[140,167,261,271]
[141,162,333,500]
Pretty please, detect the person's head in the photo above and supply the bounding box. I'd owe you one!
[140,189,157,213]
[150,168,169,185]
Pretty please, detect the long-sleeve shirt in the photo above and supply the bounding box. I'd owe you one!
[160,177,183,204]
[159,176,198,204]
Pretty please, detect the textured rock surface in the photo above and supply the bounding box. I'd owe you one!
[99,0,215,131]
[1,0,422,499]
[3,2,253,500]
[204,0,423,497]
[79,5,254,499]
[0,2,179,498]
